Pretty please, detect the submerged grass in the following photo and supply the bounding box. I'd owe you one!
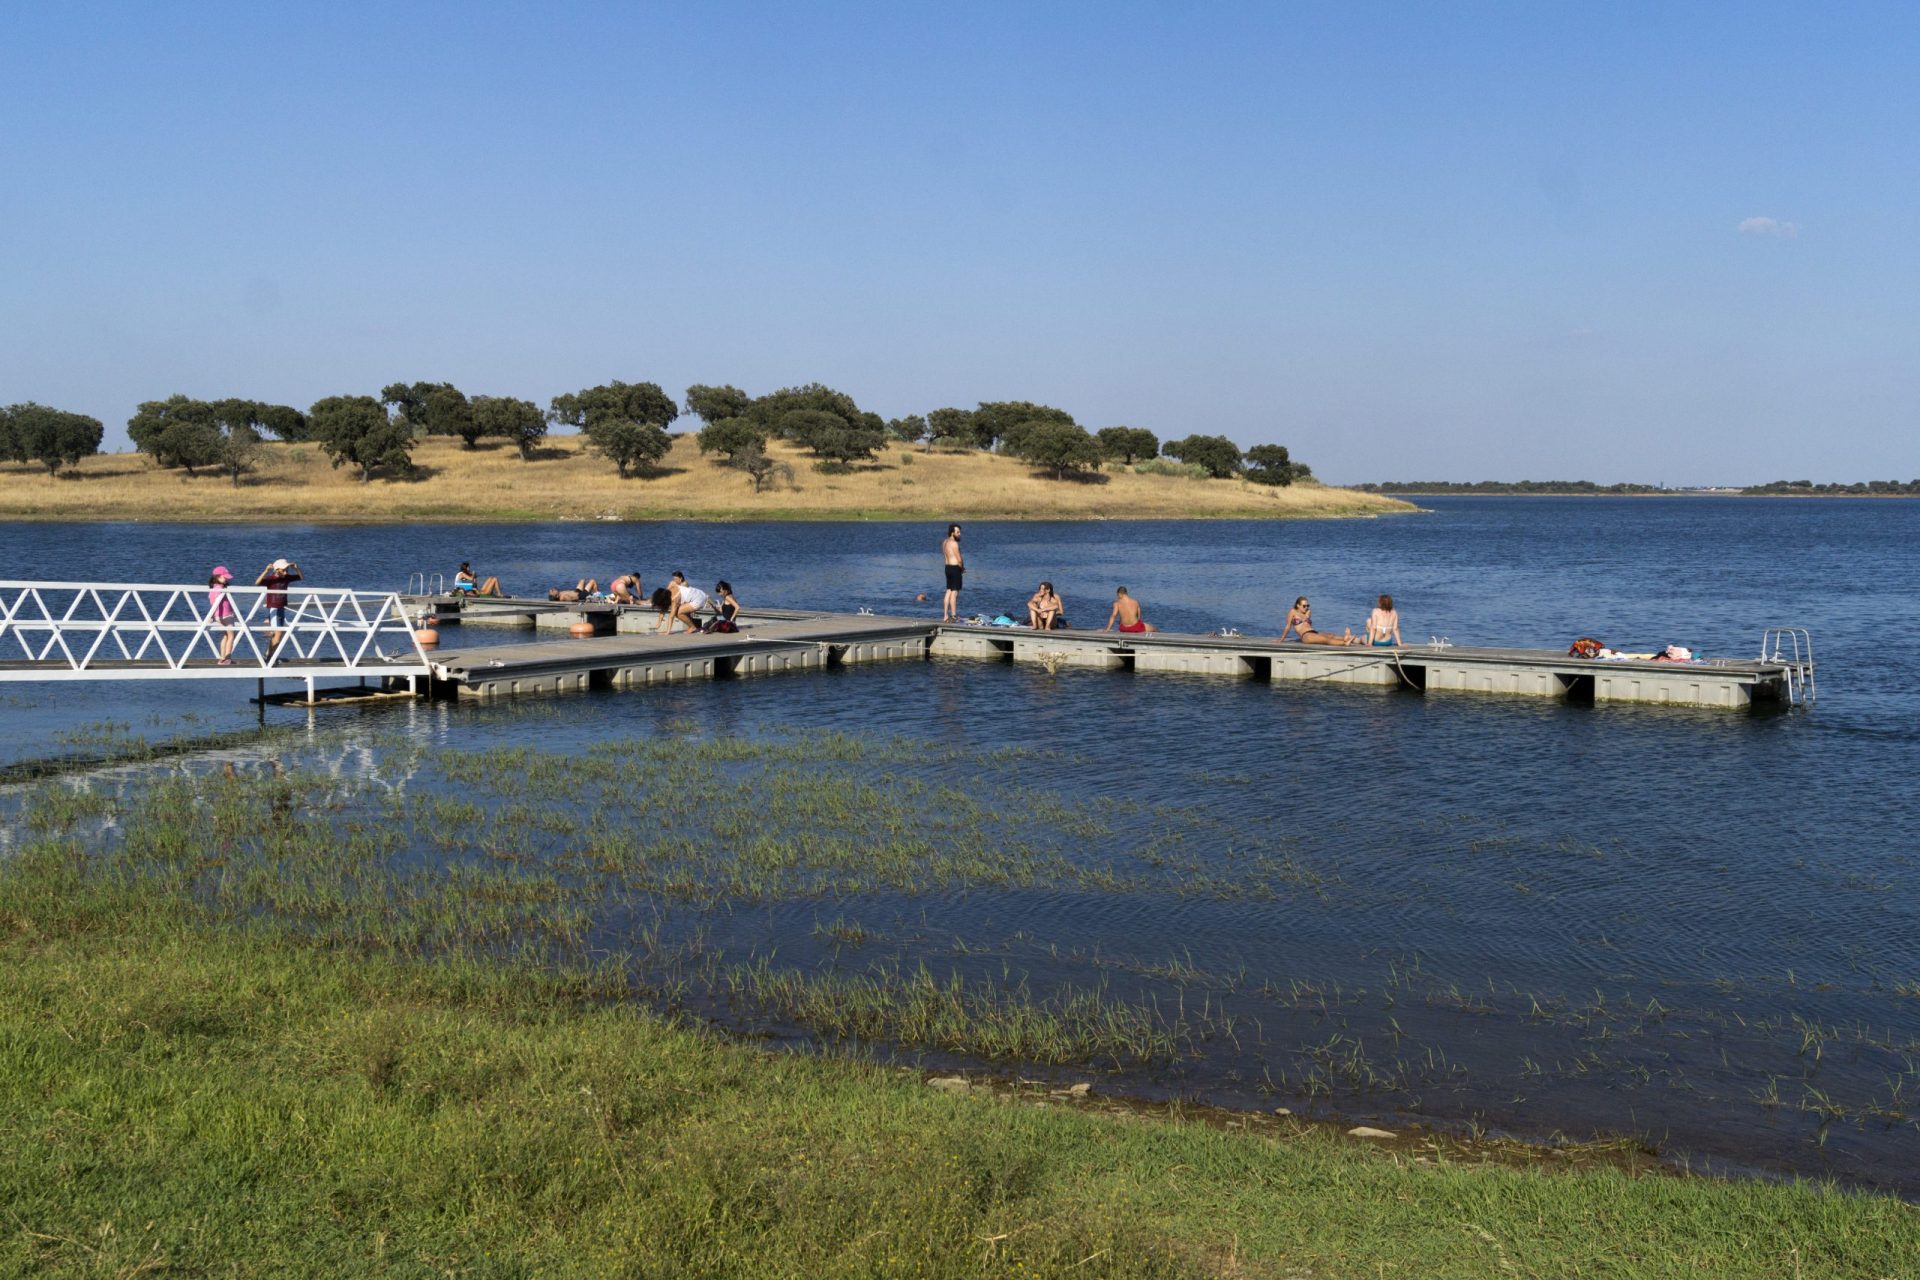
[723,958,1221,1067]
[12,720,1920,1220]
[5,843,1919,1276]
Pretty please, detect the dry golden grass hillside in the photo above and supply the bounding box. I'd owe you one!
[0,434,1413,522]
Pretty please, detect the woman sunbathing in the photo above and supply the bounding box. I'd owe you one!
[1279,597,1356,645]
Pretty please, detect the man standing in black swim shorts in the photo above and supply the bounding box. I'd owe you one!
[941,523,964,622]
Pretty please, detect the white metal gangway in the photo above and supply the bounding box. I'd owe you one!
[0,580,431,701]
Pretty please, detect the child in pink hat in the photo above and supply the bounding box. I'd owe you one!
[208,566,238,664]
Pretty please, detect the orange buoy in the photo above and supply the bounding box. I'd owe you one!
[415,626,440,646]
[569,620,596,638]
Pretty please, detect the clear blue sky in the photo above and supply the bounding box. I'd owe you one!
[3,2,1914,483]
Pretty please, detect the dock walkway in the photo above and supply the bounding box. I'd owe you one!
[430,611,1808,709]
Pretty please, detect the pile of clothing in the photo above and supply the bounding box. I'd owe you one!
[1568,637,1698,662]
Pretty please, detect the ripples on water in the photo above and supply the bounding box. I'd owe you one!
[2,497,1917,1192]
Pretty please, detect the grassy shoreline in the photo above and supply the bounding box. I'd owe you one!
[3,789,1915,1276]
[0,435,1413,523]
[7,890,1916,1276]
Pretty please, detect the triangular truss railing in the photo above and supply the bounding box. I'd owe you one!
[0,580,431,682]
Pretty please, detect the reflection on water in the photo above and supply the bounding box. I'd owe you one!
[1,499,1917,1193]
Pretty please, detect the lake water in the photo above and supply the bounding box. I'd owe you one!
[2,498,1917,1193]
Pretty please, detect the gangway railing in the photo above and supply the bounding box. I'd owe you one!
[0,580,431,700]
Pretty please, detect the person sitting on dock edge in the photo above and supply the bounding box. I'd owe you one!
[1104,586,1154,634]
[1365,594,1402,647]
[1279,596,1355,645]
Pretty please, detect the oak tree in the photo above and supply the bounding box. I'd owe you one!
[972,401,1073,451]
[6,403,103,474]
[310,394,415,482]
[685,384,751,425]
[697,416,767,462]
[128,395,222,473]
[1163,433,1243,478]
[549,381,678,478]
[1096,426,1159,465]
[471,395,548,460]
[1003,419,1103,479]
[1244,443,1301,486]
[926,407,976,451]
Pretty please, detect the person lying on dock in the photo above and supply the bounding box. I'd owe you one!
[660,571,709,635]
[1363,594,1402,647]
[1027,581,1065,630]
[454,562,505,597]
[607,572,643,605]
[703,581,741,633]
[1103,586,1155,634]
[1279,597,1356,645]
[546,578,599,603]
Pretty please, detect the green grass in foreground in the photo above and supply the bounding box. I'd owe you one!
[2,847,1916,1278]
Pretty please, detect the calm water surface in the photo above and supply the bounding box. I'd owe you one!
[2,498,1916,1192]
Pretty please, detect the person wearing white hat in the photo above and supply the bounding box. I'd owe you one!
[255,557,303,655]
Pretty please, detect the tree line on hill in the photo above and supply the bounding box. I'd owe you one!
[4,380,1314,488]
[1744,478,1920,495]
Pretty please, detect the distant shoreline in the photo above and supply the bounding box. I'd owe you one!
[1354,487,1919,499]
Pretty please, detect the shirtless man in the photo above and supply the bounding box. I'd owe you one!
[1103,586,1155,634]
[940,524,964,622]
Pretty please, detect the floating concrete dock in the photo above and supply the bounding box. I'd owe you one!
[429,614,932,699]
[427,610,1810,710]
[931,629,1804,708]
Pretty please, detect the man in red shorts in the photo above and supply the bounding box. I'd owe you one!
[1103,586,1155,634]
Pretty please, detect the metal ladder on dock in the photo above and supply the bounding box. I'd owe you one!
[1760,627,1816,705]
[406,572,446,597]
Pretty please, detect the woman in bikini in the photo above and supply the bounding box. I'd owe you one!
[607,571,643,604]
[1279,596,1356,645]
[1026,581,1064,630]
[1364,594,1402,647]
[454,562,505,596]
